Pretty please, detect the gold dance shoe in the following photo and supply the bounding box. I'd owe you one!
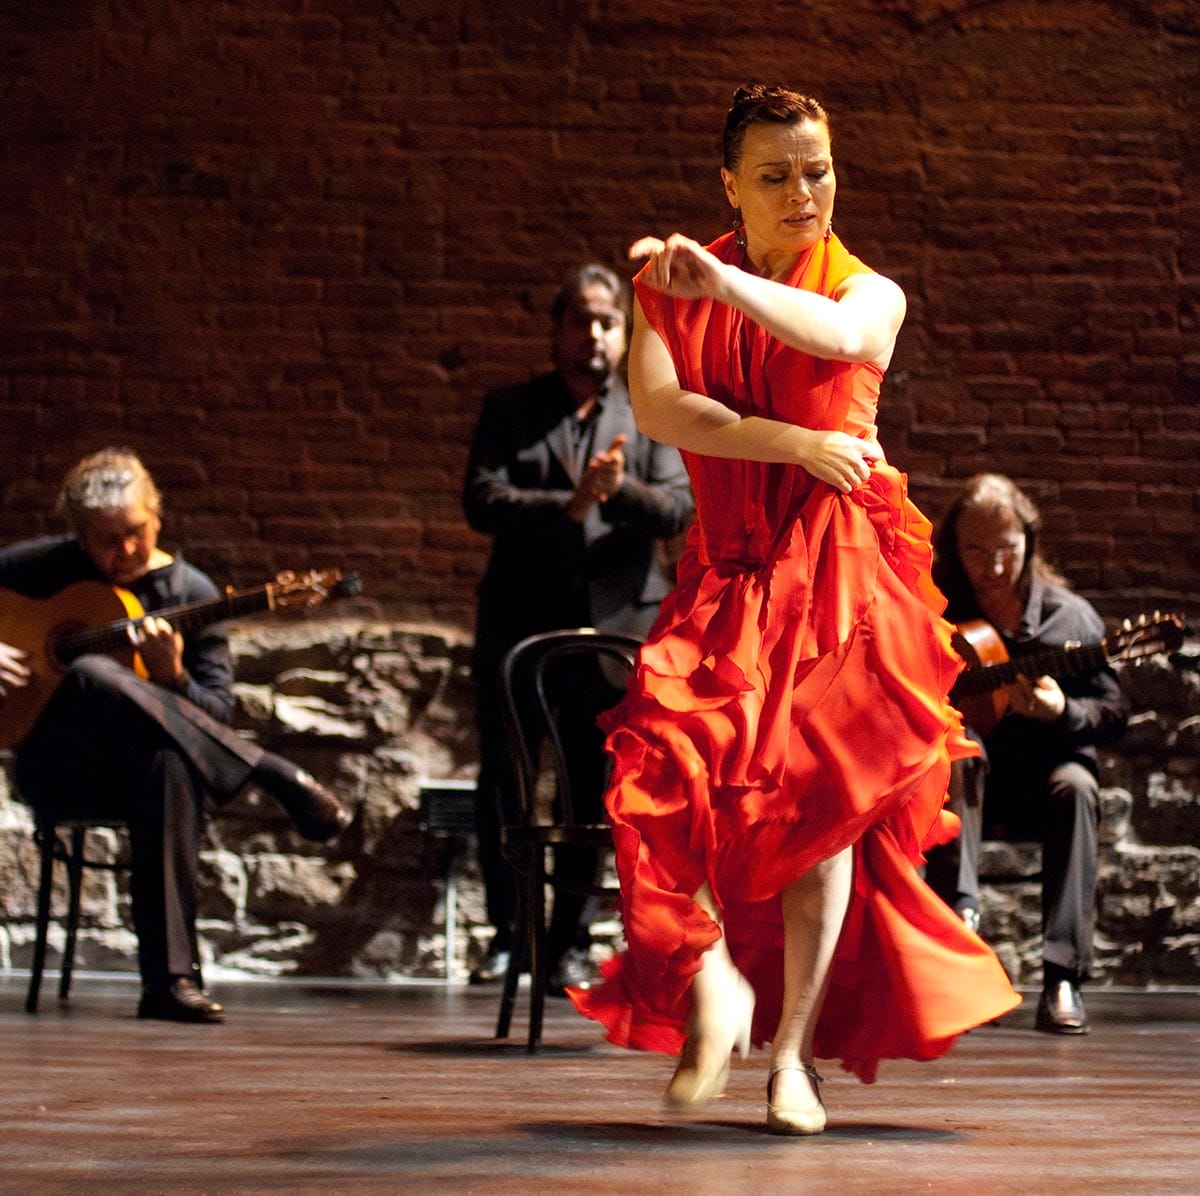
[664,973,755,1110]
[766,1062,826,1135]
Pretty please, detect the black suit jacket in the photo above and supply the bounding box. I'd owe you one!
[463,371,694,673]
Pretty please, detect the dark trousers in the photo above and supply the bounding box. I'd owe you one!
[473,658,618,965]
[925,739,1099,979]
[15,655,264,986]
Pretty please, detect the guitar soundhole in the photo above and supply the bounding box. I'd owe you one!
[47,619,94,669]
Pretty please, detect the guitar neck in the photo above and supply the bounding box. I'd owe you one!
[56,585,275,662]
[953,640,1108,697]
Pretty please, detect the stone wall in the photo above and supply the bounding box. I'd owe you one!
[0,616,485,982]
[1,617,1197,990]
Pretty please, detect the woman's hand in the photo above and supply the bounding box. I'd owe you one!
[794,430,883,493]
[632,234,904,368]
[629,234,729,302]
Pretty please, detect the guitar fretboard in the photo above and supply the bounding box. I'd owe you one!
[55,587,274,662]
[953,641,1108,697]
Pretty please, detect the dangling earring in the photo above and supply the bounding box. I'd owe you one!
[732,209,747,251]
[824,223,833,243]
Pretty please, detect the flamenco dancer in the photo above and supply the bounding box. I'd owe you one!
[571,84,1019,1134]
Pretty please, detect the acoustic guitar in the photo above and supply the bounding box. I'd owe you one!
[0,567,360,750]
[950,611,1185,736]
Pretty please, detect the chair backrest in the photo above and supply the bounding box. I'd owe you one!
[498,628,641,832]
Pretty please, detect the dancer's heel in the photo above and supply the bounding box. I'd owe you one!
[766,1062,826,1135]
[664,974,755,1110]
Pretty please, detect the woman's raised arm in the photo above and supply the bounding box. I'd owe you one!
[633,233,905,368]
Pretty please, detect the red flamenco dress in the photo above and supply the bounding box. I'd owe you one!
[570,231,1019,1083]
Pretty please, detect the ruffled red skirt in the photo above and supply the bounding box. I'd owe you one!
[570,464,1019,1082]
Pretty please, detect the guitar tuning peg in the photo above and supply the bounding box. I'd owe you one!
[1122,617,1132,631]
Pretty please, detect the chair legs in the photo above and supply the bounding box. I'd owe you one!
[526,848,548,1053]
[493,842,549,1052]
[495,902,523,1042]
[26,822,100,1014]
[59,825,88,1002]
[25,826,57,1014]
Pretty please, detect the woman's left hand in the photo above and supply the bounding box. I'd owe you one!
[629,234,728,301]
[794,430,883,493]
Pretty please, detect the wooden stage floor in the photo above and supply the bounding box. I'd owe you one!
[1,975,1196,1194]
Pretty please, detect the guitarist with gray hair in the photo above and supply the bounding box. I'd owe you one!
[924,472,1130,1036]
[0,448,351,1023]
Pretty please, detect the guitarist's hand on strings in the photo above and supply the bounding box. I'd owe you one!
[1009,673,1066,722]
[0,641,31,698]
[129,616,186,688]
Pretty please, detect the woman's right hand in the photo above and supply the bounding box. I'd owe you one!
[629,234,729,302]
[794,430,883,493]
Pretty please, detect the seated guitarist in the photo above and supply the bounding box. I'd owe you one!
[0,448,352,1023]
[924,473,1129,1036]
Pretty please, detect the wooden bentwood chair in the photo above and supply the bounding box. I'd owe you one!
[493,628,642,1052]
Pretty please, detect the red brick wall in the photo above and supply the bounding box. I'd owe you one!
[2,1,1197,628]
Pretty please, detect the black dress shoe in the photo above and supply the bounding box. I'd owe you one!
[469,947,511,985]
[547,946,595,997]
[138,977,226,1024]
[253,753,353,842]
[1035,979,1090,1035]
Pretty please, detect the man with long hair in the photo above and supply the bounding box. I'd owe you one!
[926,473,1129,1034]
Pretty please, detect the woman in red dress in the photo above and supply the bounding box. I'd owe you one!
[570,85,1019,1134]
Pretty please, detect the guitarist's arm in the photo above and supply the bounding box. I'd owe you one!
[136,614,238,723]
[1057,664,1130,748]
[134,563,238,724]
[175,619,237,723]
[1009,662,1129,746]
[1001,585,1131,747]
